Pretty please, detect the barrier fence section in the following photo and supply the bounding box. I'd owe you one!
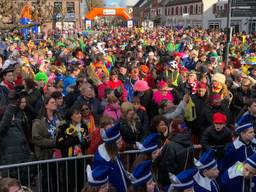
[0,150,140,192]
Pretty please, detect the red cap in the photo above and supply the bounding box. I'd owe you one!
[198,82,207,90]
[212,112,227,124]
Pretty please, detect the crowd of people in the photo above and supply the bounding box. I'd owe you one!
[0,26,256,192]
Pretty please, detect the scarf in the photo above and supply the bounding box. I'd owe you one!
[3,80,14,90]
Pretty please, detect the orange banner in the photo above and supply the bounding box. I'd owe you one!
[85,8,132,20]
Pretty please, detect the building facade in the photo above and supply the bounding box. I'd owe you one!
[45,0,82,30]
[163,0,218,28]
[16,0,83,31]
[133,0,255,33]
[212,0,256,33]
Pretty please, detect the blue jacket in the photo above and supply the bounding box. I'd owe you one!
[92,143,128,192]
[221,137,256,173]
[221,161,256,192]
[182,57,196,70]
[193,172,220,192]
[124,79,137,102]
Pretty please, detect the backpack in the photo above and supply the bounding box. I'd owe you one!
[184,97,196,122]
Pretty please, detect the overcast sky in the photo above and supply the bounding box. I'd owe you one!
[104,0,140,7]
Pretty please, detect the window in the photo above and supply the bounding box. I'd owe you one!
[196,4,198,14]
[190,5,193,14]
[172,7,174,15]
[168,8,171,15]
[184,6,187,13]
[180,6,183,15]
[54,2,62,18]
[176,7,179,15]
[66,2,75,14]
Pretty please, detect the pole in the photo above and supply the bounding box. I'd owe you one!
[224,0,232,66]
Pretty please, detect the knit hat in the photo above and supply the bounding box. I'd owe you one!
[134,80,150,92]
[136,133,159,153]
[86,165,111,186]
[168,169,197,191]
[212,73,226,84]
[198,82,207,90]
[100,123,121,143]
[245,153,256,170]
[130,160,152,187]
[235,113,253,134]
[212,112,227,124]
[194,149,217,171]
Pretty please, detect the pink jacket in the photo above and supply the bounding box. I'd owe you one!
[153,90,174,106]
[103,103,121,122]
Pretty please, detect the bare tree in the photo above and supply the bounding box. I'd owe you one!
[0,0,53,32]
[85,0,104,12]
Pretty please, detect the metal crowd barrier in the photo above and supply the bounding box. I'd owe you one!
[0,150,140,192]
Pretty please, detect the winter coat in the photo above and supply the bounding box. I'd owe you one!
[32,116,60,160]
[119,117,143,150]
[158,133,194,187]
[187,94,207,136]
[198,104,231,134]
[201,125,232,159]
[136,107,149,132]
[231,87,252,117]
[0,85,9,118]
[0,105,31,165]
[64,86,80,109]
[25,89,43,119]
[103,103,121,122]
[135,89,157,120]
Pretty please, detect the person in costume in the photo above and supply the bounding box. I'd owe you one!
[128,160,158,192]
[193,149,220,192]
[160,60,182,89]
[211,73,233,106]
[168,168,198,192]
[221,153,256,192]
[221,114,256,172]
[82,165,116,192]
[92,121,128,192]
